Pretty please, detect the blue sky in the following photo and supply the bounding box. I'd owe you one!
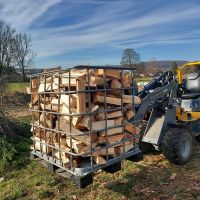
[0,0,200,68]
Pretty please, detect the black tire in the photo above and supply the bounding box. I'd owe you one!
[163,127,193,165]
[195,135,200,142]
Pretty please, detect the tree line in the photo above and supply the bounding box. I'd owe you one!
[0,20,35,81]
[120,48,179,74]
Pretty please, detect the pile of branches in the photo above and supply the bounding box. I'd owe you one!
[0,109,15,139]
[0,75,16,139]
[3,92,30,108]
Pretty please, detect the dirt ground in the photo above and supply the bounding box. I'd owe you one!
[1,142,200,200]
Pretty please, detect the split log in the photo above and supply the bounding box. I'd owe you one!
[31,78,39,88]
[110,79,121,89]
[38,83,59,93]
[88,76,110,86]
[95,94,141,105]
[92,120,115,131]
[58,118,97,145]
[97,110,122,120]
[90,146,117,156]
[66,138,84,154]
[126,110,135,120]
[34,136,52,154]
[99,127,123,136]
[124,121,140,135]
[98,133,124,144]
[114,117,123,126]
[98,69,121,79]
[114,141,134,154]
[80,142,98,155]
[39,113,52,128]
[76,79,86,113]
[93,156,107,164]
[26,86,37,94]
[123,73,132,88]
[76,104,99,129]
[40,103,58,112]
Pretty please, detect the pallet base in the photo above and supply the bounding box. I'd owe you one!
[30,149,142,188]
[103,161,121,173]
[126,151,143,162]
[30,152,92,188]
[73,174,93,188]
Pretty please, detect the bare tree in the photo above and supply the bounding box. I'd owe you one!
[120,48,141,68]
[171,61,178,74]
[0,20,16,76]
[14,33,35,81]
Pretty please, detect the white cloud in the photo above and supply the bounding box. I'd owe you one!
[0,0,61,30]
[0,0,200,66]
[32,1,200,57]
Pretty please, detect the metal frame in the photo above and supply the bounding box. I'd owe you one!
[29,66,141,177]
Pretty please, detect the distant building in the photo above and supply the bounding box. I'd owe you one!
[148,73,153,77]
[138,74,144,77]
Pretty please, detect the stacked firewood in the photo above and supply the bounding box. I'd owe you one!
[28,68,141,168]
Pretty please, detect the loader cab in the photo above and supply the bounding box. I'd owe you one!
[176,61,200,121]
[177,62,200,90]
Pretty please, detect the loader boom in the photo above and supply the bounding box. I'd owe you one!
[135,71,177,146]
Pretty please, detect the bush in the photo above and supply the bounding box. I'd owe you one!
[0,135,16,175]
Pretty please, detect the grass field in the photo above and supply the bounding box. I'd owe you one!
[4,79,151,94]
[0,117,200,200]
[135,77,152,82]
[5,82,29,93]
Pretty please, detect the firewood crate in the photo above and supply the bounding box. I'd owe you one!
[28,66,142,188]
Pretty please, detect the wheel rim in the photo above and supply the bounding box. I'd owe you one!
[180,136,191,158]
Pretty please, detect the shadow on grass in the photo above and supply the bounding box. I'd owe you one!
[0,117,32,175]
[107,147,200,199]
[108,164,170,199]
[12,118,32,169]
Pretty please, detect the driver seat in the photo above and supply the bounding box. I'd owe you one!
[182,72,200,99]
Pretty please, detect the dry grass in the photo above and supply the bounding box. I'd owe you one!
[0,116,200,200]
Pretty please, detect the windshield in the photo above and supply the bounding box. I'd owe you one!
[181,64,200,80]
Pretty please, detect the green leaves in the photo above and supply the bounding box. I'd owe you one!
[0,136,16,174]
